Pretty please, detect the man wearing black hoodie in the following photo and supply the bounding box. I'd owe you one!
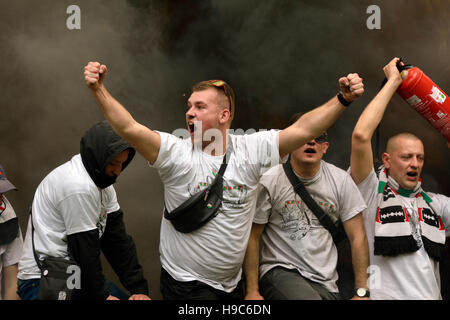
[17,121,150,300]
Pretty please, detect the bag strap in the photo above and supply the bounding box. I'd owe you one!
[216,146,231,178]
[164,141,232,213]
[29,207,43,271]
[282,156,339,237]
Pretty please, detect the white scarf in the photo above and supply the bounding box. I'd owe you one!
[374,166,446,261]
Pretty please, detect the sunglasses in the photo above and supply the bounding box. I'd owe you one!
[208,80,233,116]
[314,132,329,143]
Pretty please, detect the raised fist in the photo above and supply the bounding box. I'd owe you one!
[84,61,107,90]
[339,73,364,103]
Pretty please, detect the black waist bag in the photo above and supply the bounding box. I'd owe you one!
[37,256,79,300]
[164,149,230,233]
[30,208,80,300]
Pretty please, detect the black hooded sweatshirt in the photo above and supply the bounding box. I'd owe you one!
[67,120,148,299]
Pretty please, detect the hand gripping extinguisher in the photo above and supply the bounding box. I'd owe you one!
[395,60,450,143]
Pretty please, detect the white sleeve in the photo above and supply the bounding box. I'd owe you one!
[2,229,23,267]
[240,130,280,180]
[253,183,272,224]
[429,193,450,237]
[354,169,378,206]
[338,173,368,222]
[58,193,100,235]
[103,186,120,214]
[150,131,192,186]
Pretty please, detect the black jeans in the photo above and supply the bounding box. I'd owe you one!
[160,267,244,300]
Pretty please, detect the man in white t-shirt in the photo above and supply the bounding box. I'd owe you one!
[350,57,450,299]
[17,121,150,300]
[0,164,23,300]
[243,113,369,300]
[83,61,365,299]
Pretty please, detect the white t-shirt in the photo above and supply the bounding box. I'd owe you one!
[357,169,450,300]
[152,130,279,292]
[254,161,367,293]
[0,196,23,299]
[18,154,120,280]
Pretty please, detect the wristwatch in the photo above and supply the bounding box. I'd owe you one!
[354,288,370,298]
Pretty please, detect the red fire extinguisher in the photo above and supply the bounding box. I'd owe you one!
[395,62,450,143]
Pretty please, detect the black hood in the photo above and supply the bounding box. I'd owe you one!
[80,121,136,189]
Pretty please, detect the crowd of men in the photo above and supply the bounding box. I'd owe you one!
[0,57,448,300]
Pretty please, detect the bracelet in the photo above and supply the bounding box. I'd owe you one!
[337,92,352,107]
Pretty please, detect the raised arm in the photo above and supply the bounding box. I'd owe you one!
[350,58,403,185]
[278,73,364,158]
[84,62,161,164]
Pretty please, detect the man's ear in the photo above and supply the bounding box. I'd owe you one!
[382,152,391,169]
[219,108,231,124]
[322,142,330,154]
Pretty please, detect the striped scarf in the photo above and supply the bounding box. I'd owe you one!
[374,166,446,261]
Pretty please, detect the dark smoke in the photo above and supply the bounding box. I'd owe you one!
[1,0,448,299]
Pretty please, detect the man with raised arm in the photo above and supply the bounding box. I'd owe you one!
[350,57,450,300]
[84,61,364,299]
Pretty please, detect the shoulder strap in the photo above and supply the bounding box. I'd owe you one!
[282,157,338,236]
[216,147,231,177]
[216,137,234,177]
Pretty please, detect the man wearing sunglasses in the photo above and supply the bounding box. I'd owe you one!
[244,113,369,300]
[83,61,364,299]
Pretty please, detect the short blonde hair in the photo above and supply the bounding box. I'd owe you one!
[192,80,236,121]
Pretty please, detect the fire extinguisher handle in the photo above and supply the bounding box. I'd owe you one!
[380,58,413,90]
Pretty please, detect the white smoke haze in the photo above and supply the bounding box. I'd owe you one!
[1,0,448,299]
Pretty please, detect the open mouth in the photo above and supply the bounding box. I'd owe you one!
[188,122,195,134]
[304,148,317,154]
[406,171,418,179]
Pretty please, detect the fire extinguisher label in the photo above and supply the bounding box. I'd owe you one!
[429,86,446,104]
[406,95,422,107]
[436,110,446,119]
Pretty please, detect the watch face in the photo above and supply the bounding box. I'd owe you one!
[356,288,367,297]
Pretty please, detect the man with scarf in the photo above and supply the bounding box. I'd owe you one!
[350,57,450,299]
[17,121,150,300]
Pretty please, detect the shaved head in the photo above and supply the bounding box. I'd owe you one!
[386,132,423,154]
[382,132,425,190]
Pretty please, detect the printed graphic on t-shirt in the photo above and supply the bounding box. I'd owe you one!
[278,194,336,240]
[223,183,248,209]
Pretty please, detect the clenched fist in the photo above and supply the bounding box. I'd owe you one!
[383,57,404,86]
[338,73,364,103]
[84,61,107,90]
